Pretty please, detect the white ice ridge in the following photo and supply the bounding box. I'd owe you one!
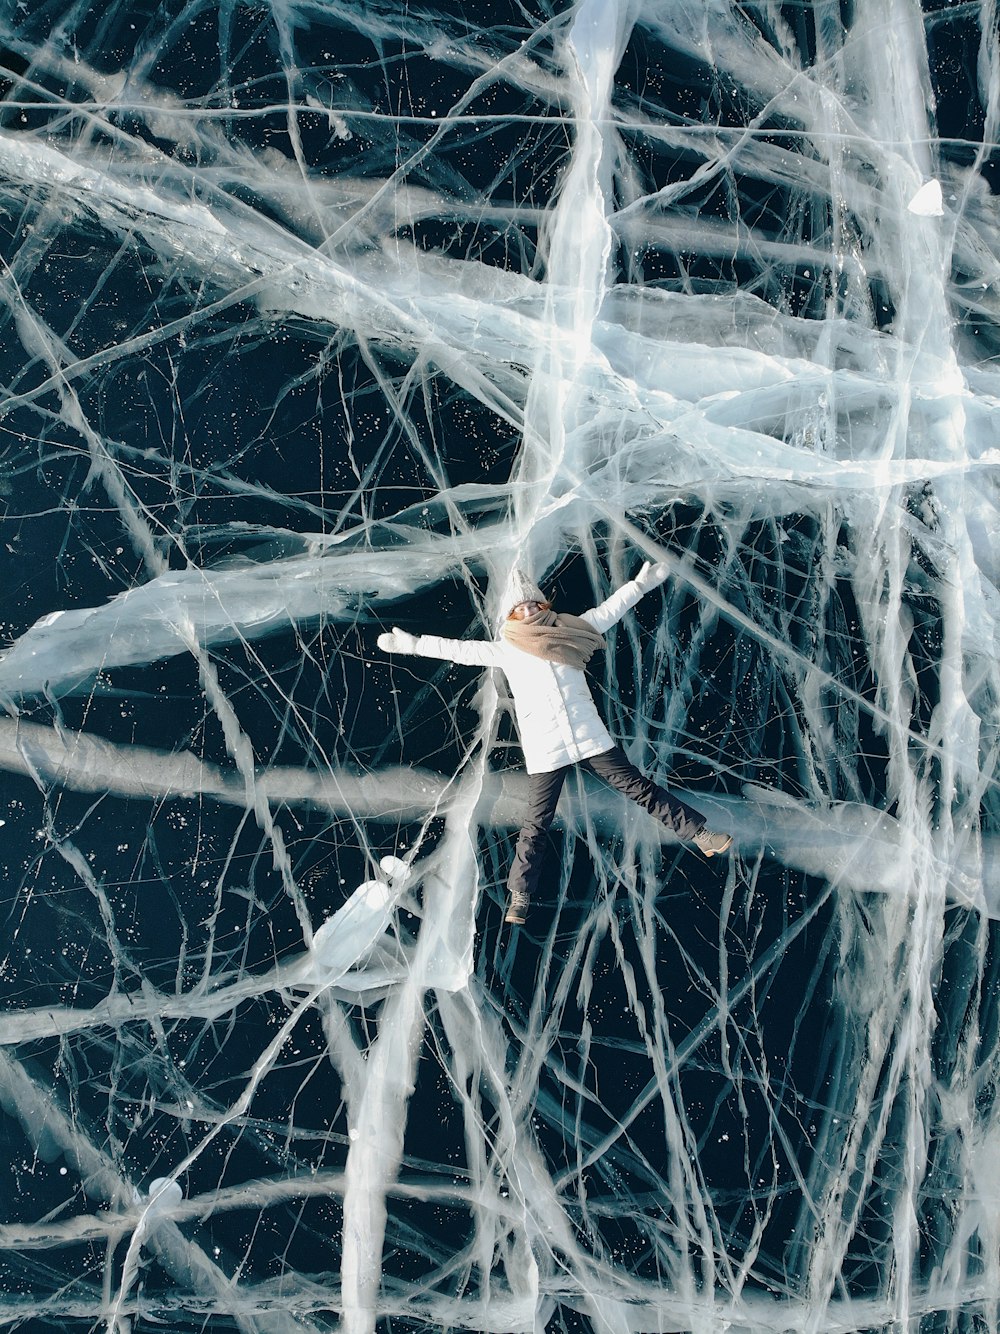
[0,525,486,699]
[3,128,1000,493]
[3,486,996,703]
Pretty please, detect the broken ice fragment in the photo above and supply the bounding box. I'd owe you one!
[301,878,394,983]
[379,854,413,886]
[146,1177,183,1215]
[906,179,944,216]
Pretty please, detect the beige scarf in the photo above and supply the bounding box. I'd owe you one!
[501,607,604,669]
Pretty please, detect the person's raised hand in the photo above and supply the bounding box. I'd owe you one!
[376,627,418,654]
[634,560,669,592]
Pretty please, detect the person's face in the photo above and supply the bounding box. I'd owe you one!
[507,599,546,621]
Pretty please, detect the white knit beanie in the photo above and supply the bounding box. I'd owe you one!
[504,568,546,610]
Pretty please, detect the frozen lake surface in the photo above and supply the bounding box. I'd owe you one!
[1,1,999,1330]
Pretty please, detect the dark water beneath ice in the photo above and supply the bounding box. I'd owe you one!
[0,1,998,1331]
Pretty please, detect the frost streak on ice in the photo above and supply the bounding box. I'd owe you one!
[0,0,999,1332]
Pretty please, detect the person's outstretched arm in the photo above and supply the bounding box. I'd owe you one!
[580,561,670,634]
[377,627,501,668]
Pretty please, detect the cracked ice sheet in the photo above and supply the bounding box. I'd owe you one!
[0,0,999,1331]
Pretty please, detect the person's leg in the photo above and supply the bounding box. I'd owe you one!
[505,766,569,923]
[587,746,730,852]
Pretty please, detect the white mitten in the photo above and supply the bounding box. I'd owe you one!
[377,627,419,655]
[634,560,669,592]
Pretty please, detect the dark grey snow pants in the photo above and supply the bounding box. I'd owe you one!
[506,745,704,903]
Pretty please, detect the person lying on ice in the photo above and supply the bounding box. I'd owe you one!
[377,562,732,926]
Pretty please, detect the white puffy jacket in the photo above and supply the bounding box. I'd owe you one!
[384,571,663,774]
